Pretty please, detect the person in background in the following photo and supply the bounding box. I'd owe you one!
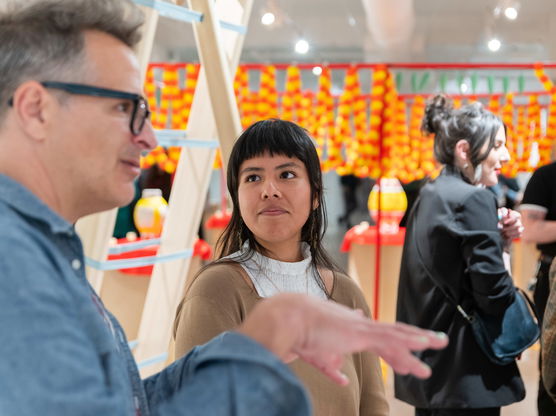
[520,161,556,415]
[395,95,525,416]
[399,177,428,228]
[140,164,173,202]
[174,119,389,416]
[488,174,522,211]
[0,0,448,414]
[541,258,556,403]
[113,179,141,238]
[338,173,362,229]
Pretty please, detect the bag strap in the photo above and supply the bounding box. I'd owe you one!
[410,198,475,323]
[515,286,540,323]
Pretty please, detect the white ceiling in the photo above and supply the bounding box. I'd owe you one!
[150,0,556,96]
[153,0,556,63]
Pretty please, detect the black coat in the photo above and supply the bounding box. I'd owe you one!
[395,167,525,409]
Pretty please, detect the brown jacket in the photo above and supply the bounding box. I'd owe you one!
[542,258,556,400]
[174,262,388,416]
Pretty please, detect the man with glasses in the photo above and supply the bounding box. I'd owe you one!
[0,0,447,414]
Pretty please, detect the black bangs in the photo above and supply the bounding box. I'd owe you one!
[230,118,314,167]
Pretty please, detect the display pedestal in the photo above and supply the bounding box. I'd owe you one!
[341,225,405,323]
[511,239,540,290]
[100,238,210,341]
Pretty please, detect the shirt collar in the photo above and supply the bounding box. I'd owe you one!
[0,173,74,234]
[441,165,472,184]
[239,240,313,275]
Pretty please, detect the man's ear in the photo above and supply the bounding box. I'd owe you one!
[11,81,52,141]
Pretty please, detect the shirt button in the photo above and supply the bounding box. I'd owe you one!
[71,259,82,270]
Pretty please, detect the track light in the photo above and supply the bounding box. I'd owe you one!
[487,38,501,52]
[261,12,275,26]
[504,7,518,20]
[295,39,309,54]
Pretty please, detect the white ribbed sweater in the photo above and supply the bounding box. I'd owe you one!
[225,242,327,299]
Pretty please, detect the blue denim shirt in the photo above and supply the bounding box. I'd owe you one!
[0,174,310,415]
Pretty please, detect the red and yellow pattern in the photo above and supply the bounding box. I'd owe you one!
[313,67,335,165]
[366,65,388,178]
[141,63,556,178]
[501,94,518,176]
[281,66,302,122]
[546,92,556,166]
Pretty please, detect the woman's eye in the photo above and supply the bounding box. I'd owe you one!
[245,174,260,182]
[280,171,296,179]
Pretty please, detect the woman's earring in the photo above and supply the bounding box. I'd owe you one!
[463,163,469,169]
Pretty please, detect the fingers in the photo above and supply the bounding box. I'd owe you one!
[364,323,447,379]
[403,331,448,351]
[299,352,349,385]
[386,350,432,379]
[381,322,449,350]
[502,225,523,240]
[499,209,523,241]
[282,352,299,364]
[322,368,350,385]
[501,209,521,226]
[256,294,449,383]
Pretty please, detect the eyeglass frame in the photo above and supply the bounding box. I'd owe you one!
[8,81,151,136]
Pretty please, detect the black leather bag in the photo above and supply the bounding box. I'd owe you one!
[464,287,539,365]
[411,205,540,365]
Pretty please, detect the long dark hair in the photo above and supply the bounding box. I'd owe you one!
[215,118,341,297]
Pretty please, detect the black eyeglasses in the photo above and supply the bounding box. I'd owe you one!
[8,81,151,136]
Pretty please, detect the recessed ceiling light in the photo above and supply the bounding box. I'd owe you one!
[487,38,501,52]
[295,39,310,54]
[261,12,275,26]
[504,7,518,20]
[312,66,322,76]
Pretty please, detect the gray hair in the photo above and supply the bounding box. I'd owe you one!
[422,95,502,174]
[0,0,144,120]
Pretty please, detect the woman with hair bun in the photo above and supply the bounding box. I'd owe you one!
[395,96,525,415]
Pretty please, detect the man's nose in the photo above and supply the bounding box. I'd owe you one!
[134,122,157,151]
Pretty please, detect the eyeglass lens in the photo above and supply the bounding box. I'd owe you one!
[132,98,149,135]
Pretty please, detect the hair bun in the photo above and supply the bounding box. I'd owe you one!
[421,94,453,135]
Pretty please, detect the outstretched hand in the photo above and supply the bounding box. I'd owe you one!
[238,293,448,385]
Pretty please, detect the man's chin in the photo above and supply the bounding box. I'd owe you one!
[106,185,136,210]
[116,190,136,208]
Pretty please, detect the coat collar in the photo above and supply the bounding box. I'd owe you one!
[0,173,73,234]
